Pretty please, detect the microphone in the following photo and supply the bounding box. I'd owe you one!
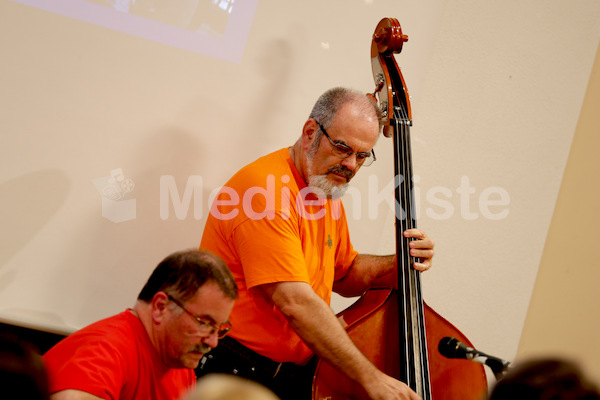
[438,337,510,379]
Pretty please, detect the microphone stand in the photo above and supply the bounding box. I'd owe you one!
[438,337,510,381]
[484,357,510,381]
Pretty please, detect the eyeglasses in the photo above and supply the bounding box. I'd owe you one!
[316,121,376,167]
[167,294,232,339]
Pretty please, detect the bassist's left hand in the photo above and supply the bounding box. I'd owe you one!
[403,229,434,272]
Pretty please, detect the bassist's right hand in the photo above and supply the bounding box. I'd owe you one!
[362,371,422,400]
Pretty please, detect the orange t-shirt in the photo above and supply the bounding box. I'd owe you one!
[200,148,358,364]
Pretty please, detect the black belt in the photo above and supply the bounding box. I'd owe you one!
[198,336,316,400]
[218,336,310,380]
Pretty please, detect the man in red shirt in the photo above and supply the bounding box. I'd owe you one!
[44,249,237,400]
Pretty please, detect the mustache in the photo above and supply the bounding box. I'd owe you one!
[327,165,354,180]
[190,343,212,354]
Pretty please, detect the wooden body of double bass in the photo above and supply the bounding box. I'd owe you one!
[312,289,488,400]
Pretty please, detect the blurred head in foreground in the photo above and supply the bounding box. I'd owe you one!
[183,373,280,400]
[490,357,600,400]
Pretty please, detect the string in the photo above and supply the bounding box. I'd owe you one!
[393,94,432,398]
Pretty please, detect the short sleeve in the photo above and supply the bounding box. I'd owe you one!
[232,211,309,289]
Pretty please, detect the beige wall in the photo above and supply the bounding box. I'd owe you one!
[1,1,600,385]
[517,41,600,383]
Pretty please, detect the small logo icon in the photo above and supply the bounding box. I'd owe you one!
[326,234,333,249]
[92,168,136,223]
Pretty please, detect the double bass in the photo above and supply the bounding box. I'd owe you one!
[312,18,488,400]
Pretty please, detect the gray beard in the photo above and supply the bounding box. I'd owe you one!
[306,144,350,199]
[308,174,348,199]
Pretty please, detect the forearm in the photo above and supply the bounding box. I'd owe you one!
[263,282,381,386]
[333,254,396,297]
[263,281,420,399]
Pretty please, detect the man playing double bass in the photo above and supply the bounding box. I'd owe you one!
[197,87,434,400]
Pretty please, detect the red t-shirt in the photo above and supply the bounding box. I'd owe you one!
[201,148,358,364]
[43,310,195,400]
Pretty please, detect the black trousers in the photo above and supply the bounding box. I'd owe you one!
[196,336,316,400]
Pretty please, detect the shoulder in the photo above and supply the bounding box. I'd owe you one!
[45,311,142,362]
[74,311,140,339]
[229,148,292,186]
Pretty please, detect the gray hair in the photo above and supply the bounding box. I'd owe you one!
[308,87,383,130]
[306,87,382,155]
